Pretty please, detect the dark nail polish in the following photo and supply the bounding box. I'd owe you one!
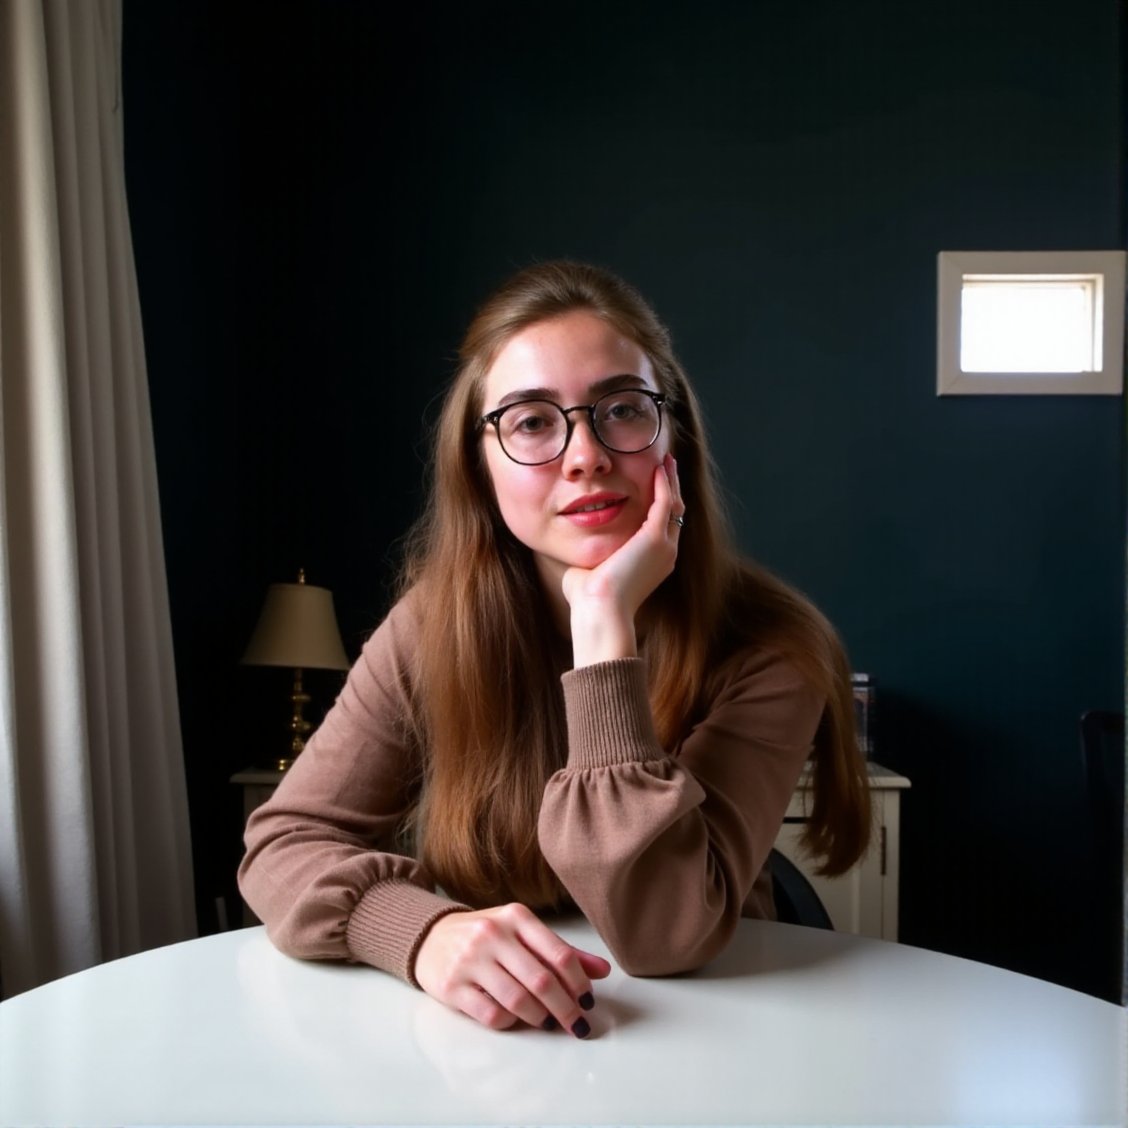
[542,1015,559,1031]
[571,1017,591,1039]
[578,992,594,1011]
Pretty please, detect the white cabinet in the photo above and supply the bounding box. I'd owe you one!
[773,762,910,941]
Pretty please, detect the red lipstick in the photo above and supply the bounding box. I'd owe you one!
[559,492,627,527]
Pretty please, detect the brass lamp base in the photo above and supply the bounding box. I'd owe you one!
[277,667,312,772]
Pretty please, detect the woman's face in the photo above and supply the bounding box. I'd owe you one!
[480,310,671,599]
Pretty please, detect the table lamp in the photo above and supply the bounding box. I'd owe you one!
[241,569,350,771]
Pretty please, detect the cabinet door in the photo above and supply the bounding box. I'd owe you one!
[774,822,884,938]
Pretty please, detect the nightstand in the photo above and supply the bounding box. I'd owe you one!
[231,767,286,822]
[231,768,286,925]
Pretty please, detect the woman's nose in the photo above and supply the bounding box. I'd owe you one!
[561,415,611,476]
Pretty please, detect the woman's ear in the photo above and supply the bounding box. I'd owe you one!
[473,443,498,504]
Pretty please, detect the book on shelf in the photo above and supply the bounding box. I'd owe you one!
[851,672,875,758]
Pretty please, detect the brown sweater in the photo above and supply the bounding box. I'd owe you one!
[238,594,825,984]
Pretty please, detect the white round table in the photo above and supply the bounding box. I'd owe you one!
[1,918,1123,1125]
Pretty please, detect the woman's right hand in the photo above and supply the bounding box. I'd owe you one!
[413,903,611,1036]
[562,455,684,668]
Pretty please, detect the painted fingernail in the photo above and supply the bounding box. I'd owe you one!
[578,991,595,1011]
[571,1017,591,1039]
[542,1015,559,1031]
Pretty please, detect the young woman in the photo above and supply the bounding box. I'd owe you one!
[238,260,871,1040]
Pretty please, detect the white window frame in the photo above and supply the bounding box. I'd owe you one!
[936,250,1126,396]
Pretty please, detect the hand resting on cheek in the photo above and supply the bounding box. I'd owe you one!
[562,454,685,669]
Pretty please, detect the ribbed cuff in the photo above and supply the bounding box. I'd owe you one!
[345,881,469,987]
[560,657,663,769]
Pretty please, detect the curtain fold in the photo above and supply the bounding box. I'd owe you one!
[0,0,196,998]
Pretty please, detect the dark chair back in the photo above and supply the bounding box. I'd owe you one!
[768,848,834,930]
[1080,709,1125,1005]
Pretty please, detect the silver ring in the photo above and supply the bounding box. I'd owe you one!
[670,515,685,528]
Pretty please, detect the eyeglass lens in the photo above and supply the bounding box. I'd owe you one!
[496,390,661,464]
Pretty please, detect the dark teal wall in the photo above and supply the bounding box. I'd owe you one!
[124,0,1124,996]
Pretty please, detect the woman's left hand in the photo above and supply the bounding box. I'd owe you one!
[562,454,685,666]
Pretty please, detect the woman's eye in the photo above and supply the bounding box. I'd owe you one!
[505,407,558,435]
[601,399,643,421]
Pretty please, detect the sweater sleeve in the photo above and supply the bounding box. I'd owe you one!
[537,650,823,976]
[237,597,468,986]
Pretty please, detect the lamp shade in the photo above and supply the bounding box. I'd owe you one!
[241,581,350,671]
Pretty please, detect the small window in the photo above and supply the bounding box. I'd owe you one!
[937,251,1125,395]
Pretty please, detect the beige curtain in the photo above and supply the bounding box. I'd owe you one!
[0,0,196,998]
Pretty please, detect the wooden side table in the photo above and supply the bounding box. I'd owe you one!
[231,768,285,925]
[231,768,286,822]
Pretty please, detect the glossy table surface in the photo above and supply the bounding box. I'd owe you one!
[1,918,1124,1126]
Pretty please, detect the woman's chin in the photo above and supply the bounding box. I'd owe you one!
[566,535,628,571]
[533,536,625,584]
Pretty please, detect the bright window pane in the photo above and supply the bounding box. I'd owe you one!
[960,279,1096,372]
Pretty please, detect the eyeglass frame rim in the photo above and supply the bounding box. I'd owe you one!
[476,388,669,466]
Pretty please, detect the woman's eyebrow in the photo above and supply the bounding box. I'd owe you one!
[494,374,647,410]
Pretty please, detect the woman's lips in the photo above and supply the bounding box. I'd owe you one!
[559,496,627,527]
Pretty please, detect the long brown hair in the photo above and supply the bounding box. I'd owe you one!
[402,261,869,906]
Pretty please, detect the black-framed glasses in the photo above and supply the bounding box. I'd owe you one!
[479,389,667,466]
